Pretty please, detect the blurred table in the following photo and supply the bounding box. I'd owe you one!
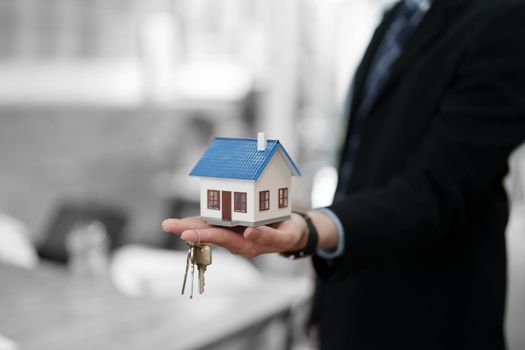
[0,263,311,350]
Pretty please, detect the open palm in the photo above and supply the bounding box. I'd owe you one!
[162,214,307,258]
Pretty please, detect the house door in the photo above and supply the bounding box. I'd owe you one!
[222,191,231,221]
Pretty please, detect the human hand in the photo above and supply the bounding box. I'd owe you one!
[161,214,308,258]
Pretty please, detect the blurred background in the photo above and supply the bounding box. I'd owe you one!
[0,0,524,349]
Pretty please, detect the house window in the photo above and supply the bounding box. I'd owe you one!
[207,190,220,210]
[259,190,270,211]
[234,192,247,213]
[278,188,288,208]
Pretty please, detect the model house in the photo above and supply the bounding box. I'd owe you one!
[189,133,301,227]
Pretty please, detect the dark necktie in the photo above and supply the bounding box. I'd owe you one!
[336,0,431,197]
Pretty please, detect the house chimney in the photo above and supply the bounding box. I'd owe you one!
[257,132,267,151]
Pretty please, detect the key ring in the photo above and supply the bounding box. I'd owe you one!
[195,229,201,245]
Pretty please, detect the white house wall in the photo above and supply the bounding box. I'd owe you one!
[254,149,292,223]
[200,177,255,223]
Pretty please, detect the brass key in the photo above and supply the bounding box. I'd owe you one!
[194,244,212,295]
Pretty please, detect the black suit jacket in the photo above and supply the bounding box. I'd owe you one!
[312,0,525,349]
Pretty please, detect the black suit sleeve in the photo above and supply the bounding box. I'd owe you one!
[313,4,525,280]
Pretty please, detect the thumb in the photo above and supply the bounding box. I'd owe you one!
[244,225,298,249]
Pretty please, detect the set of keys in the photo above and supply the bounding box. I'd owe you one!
[181,242,212,298]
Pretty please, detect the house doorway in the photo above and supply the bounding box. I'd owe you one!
[222,191,231,221]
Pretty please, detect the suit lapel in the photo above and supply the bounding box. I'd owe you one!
[349,3,402,121]
[338,0,473,176]
[339,3,402,161]
[366,1,447,116]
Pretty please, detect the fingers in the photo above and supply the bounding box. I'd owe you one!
[180,226,274,257]
[162,217,295,257]
[161,218,210,235]
[163,218,256,255]
[180,226,238,245]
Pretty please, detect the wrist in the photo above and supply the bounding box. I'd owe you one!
[306,210,338,251]
[291,213,309,251]
[280,212,318,259]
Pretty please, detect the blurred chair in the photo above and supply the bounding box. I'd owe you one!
[0,213,38,268]
[37,201,127,264]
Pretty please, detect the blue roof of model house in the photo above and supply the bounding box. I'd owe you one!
[189,137,301,180]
